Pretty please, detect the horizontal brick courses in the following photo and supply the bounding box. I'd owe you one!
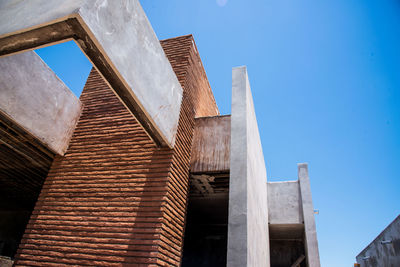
[14,35,218,266]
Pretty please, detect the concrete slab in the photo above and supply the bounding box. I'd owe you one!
[356,215,400,267]
[227,66,270,267]
[190,115,231,173]
[268,181,303,225]
[269,224,304,240]
[0,51,81,155]
[0,0,183,148]
[298,163,321,267]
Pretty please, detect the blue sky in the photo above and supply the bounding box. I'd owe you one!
[36,0,400,266]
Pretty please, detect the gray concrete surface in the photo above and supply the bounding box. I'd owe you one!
[0,256,13,267]
[356,215,400,267]
[268,181,303,225]
[0,51,82,155]
[227,66,270,267]
[190,115,231,173]
[0,0,183,148]
[298,163,321,267]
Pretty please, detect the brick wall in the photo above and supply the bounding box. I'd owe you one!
[160,35,219,118]
[14,35,218,266]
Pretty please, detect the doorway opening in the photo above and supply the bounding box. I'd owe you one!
[269,224,307,267]
[181,173,230,266]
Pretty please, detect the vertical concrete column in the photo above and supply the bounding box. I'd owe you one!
[298,163,321,267]
[227,66,270,267]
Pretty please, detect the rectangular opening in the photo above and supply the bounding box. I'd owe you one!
[181,173,229,266]
[35,40,92,97]
[269,224,307,267]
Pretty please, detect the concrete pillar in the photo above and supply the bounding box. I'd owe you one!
[298,163,321,267]
[227,66,270,267]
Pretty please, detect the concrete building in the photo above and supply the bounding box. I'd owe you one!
[355,215,400,267]
[0,0,321,266]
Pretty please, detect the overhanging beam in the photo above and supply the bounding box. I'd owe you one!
[0,51,81,155]
[0,0,183,148]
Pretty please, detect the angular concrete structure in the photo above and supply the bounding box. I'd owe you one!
[0,0,183,147]
[356,215,400,266]
[187,69,321,266]
[0,51,81,155]
[0,2,322,266]
[227,66,270,267]
[268,164,321,267]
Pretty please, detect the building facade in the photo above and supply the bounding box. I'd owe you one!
[0,1,320,266]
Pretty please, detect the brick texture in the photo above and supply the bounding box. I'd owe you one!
[14,35,218,266]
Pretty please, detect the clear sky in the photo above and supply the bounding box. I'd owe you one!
[35,0,400,266]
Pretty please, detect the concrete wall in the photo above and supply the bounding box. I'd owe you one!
[190,115,231,173]
[356,215,400,267]
[268,181,303,225]
[0,51,81,155]
[227,66,270,267]
[0,0,183,148]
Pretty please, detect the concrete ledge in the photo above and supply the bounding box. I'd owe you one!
[0,51,82,155]
[227,66,270,267]
[0,0,183,148]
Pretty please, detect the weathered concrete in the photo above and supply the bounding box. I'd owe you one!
[298,163,321,267]
[268,181,303,225]
[0,51,81,155]
[190,115,231,173]
[356,215,400,267]
[0,256,13,267]
[0,0,183,148]
[227,66,270,267]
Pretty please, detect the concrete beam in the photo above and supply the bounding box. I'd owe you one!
[227,66,270,267]
[0,51,82,155]
[298,163,321,267]
[0,0,183,148]
[190,115,231,173]
[268,181,303,225]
